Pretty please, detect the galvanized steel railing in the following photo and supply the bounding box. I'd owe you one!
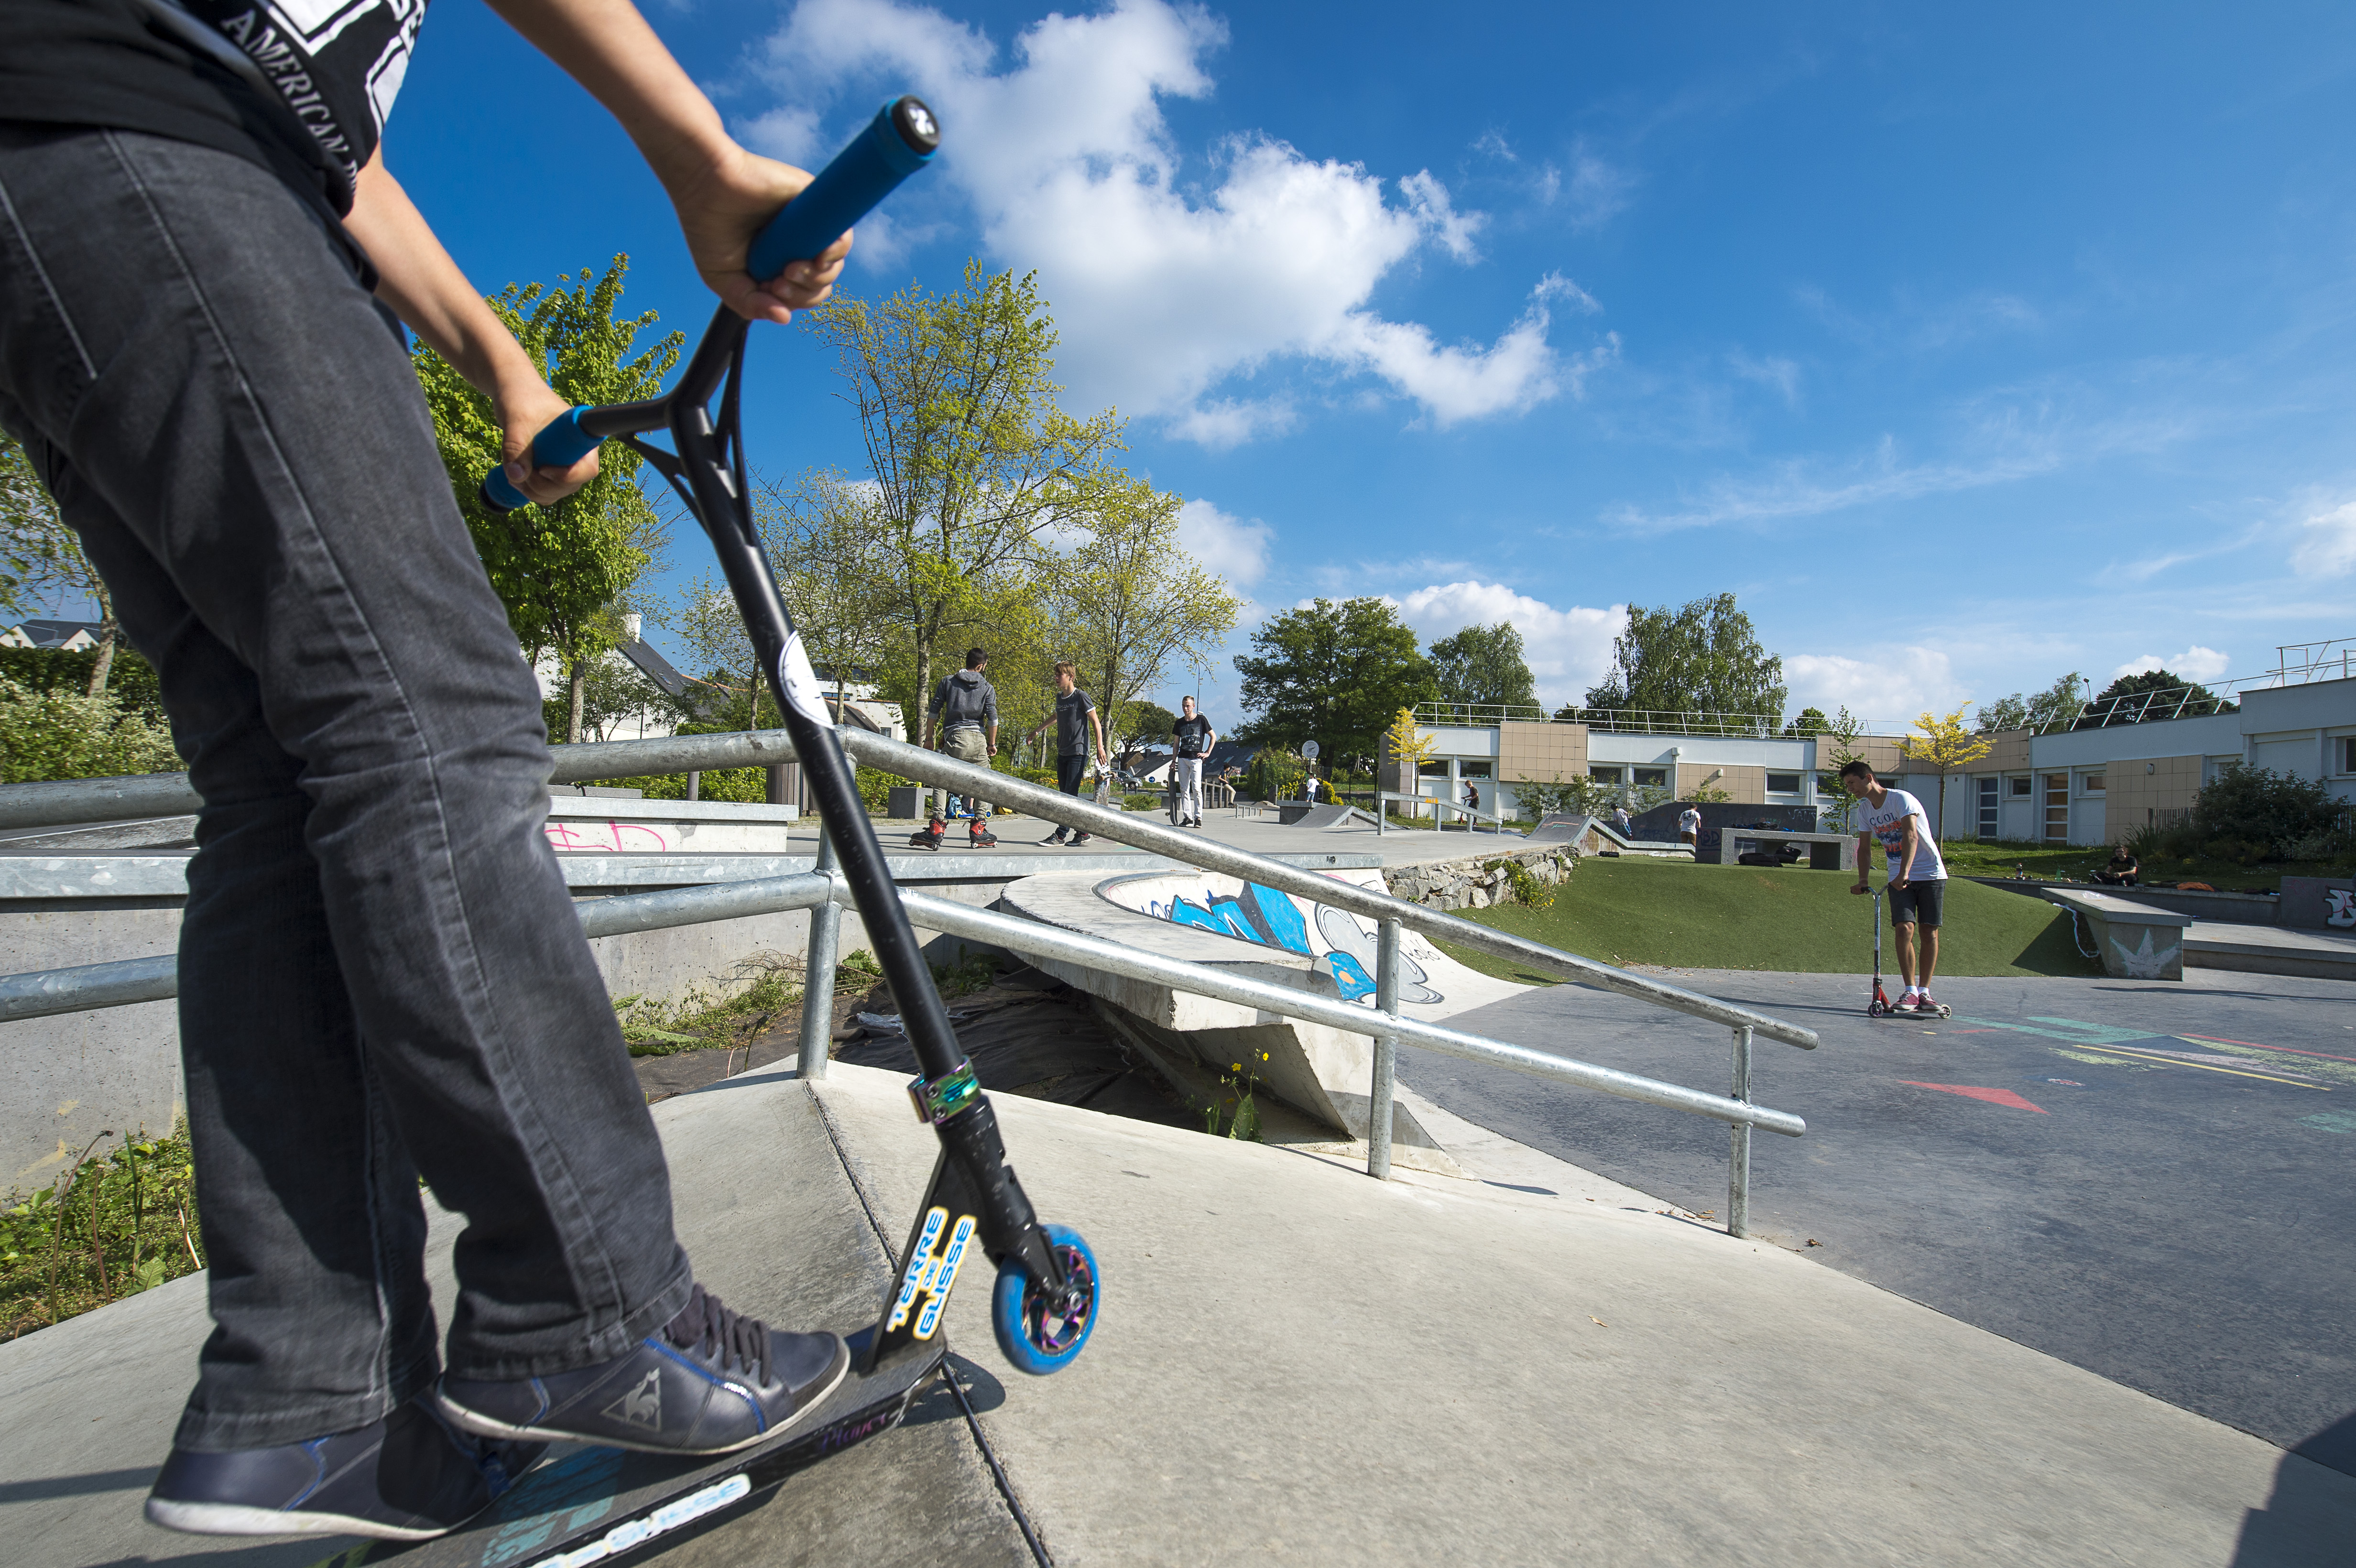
[0,728,1818,1235]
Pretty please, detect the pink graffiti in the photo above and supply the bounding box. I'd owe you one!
[543,820,675,853]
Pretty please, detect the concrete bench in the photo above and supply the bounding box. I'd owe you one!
[1715,828,1856,872]
[2040,888,2192,980]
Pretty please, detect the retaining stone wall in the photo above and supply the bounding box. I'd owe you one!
[1379,845,1578,912]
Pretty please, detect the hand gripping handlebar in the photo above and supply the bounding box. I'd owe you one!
[479,95,938,512]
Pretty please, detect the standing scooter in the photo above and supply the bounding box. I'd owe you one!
[1854,880,1950,1019]
[405,98,1098,1568]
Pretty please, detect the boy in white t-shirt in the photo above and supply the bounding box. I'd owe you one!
[1840,761,1949,1013]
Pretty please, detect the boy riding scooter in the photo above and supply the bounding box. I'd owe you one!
[1842,760,1951,1017]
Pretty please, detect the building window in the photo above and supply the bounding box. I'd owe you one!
[1633,767,1668,788]
[1765,772,1801,794]
[1977,777,1999,839]
[1589,765,1622,781]
[2044,774,2069,843]
[2082,773,2105,793]
[1417,760,1451,777]
[1459,761,1493,779]
[2009,776,2031,796]
[2341,737,2356,774]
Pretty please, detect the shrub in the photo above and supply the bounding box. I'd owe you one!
[0,677,182,783]
[0,646,164,720]
[2191,763,2341,859]
[4,1125,204,1340]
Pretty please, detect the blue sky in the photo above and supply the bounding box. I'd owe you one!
[386,0,2356,729]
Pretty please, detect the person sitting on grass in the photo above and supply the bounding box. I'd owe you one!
[1842,761,1949,1014]
[2091,846,2140,886]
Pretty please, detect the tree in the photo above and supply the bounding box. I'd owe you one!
[1379,706,1438,819]
[1054,475,1242,756]
[806,263,1123,746]
[2079,668,2231,728]
[1582,593,1786,727]
[1114,700,1177,767]
[760,470,896,719]
[1233,599,1431,770]
[1785,707,1830,737]
[0,431,122,694]
[1429,621,1538,711]
[1902,706,1992,839]
[1975,672,2084,734]
[1813,706,1866,830]
[413,256,679,743]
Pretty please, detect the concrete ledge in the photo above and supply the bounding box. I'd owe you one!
[2041,888,2192,980]
[2185,921,2356,982]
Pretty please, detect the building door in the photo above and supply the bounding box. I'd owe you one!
[2043,774,2069,843]
[2002,776,2033,840]
[1976,777,1999,839]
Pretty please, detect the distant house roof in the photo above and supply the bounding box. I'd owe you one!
[1203,740,1261,773]
[1,619,104,650]
[618,639,696,701]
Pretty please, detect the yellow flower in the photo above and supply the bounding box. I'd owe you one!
[1231,1063,1241,1071]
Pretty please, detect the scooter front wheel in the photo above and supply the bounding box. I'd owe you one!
[992,1223,1100,1375]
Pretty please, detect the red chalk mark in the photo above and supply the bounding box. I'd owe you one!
[2179,1034,2356,1066]
[1901,1081,2049,1114]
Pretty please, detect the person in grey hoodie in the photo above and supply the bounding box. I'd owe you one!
[918,647,999,846]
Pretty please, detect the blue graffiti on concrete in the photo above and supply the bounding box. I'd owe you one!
[1148,882,1440,1005]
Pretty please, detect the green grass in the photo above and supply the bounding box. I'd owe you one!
[4,1125,205,1341]
[1935,838,2345,893]
[1435,857,2101,980]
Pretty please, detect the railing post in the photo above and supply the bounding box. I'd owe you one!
[1368,917,1401,1180]
[1727,1024,1753,1237]
[796,765,848,1080]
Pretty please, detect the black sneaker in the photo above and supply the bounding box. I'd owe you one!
[1070,831,1092,846]
[436,1286,848,1457]
[1044,828,1069,845]
[145,1398,542,1541]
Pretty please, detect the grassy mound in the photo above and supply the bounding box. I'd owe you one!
[1439,857,2101,981]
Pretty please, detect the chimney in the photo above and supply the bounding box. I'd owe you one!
[623,613,643,643]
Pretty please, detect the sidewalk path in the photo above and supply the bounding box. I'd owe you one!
[1420,966,2356,1478]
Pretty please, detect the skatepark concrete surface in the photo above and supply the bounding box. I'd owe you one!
[7,1051,2352,1567]
[888,806,1526,869]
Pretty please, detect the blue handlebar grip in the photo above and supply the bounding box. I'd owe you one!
[747,95,939,282]
[478,405,600,512]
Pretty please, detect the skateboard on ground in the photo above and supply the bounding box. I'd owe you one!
[423,95,1102,1564]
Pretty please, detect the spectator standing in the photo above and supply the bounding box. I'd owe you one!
[915,648,997,849]
[1170,697,1215,828]
[1031,663,1108,845]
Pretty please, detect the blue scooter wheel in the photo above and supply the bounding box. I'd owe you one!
[992,1223,1099,1375]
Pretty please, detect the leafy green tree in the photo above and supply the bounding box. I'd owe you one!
[1902,705,1993,838]
[759,469,896,718]
[2191,762,2339,857]
[1975,672,2084,734]
[0,679,179,782]
[1429,621,1538,711]
[806,263,1123,745]
[0,431,122,694]
[1814,706,1866,829]
[1784,706,1830,737]
[1233,597,1430,769]
[412,256,679,743]
[2079,668,2231,728]
[1055,475,1241,751]
[1115,700,1178,766]
[1581,593,1785,726]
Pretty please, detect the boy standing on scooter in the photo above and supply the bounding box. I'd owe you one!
[2,0,859,1541]
[1841,760,1949,1014]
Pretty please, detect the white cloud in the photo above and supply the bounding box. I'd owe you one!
[1785,647,1964,730]
[747,0,1597,440]
[1559,143,1635,229]
[2290,498,2356,577]
[1165,397,1296,451]
[1176,498,1273,587]
[2113,645,2230,683]
[1728,350,1801,409]
[1388,581,1625,709]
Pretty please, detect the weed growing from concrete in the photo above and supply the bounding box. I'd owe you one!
[2,1123,204,1340]
[1204,1052,1270,1141]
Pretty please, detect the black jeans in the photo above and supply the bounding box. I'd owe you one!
[0,127,691,1449]
[1056,754,1089,797]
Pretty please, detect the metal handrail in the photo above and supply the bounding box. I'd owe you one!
[1374,789,1508,835]
[0,727,1819,1050]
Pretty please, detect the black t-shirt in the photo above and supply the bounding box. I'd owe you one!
[1053,688,1095,757]
[1171,714,1212,757]
[0,0,428,215]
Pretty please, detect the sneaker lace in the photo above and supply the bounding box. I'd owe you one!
[664,1286,772,1385]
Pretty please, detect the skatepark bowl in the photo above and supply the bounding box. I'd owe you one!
[0,726,1813,1225]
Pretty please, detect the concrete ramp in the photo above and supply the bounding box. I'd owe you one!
[2,1061,2350,1565]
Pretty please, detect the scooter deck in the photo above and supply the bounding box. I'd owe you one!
[333,1329,945,1568]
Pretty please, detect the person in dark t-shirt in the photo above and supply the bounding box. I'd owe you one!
[1169,696,1215,827]
[0,0,868,1542]
[1030,661,1108,845]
